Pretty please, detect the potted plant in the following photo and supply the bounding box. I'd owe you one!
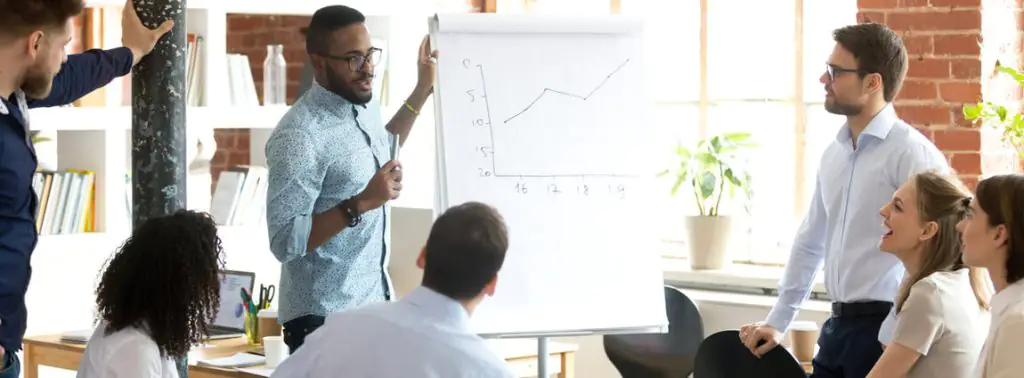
[963,64,1024,159]
[659,132,755,270]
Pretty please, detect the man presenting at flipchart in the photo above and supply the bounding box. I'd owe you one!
[738,23,948,377]
[264,5,437,353]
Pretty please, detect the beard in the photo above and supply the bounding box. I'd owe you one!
[21,65,54,99]
[324,65,373,105]
[824,96,862,116]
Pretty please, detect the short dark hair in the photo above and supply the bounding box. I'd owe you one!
[305,5,365,55]
[0,0,84,39]
[422,202,509,300]
[95,210,225,358]
[832,22,908,102]
[975,174,1024,285]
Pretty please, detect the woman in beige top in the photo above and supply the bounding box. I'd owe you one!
[958,174,1024,378]
[867,171,990,378]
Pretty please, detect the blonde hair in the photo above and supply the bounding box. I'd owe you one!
[896,171,989,313]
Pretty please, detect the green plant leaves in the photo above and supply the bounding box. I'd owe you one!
[963,65,1024,160]
[663,131,756,216]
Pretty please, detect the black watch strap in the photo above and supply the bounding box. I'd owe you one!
[340,198,361,227]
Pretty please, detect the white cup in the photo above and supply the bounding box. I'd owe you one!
[263,335,288,368]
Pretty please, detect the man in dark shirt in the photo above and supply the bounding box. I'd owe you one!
[0,0,172,375]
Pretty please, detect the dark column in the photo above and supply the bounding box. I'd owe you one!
[129,0,188,375]
[130,0,187,222]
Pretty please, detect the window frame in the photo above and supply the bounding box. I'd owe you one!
[497,0,832,268]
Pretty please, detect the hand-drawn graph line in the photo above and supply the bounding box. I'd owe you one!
[474,61,637,179]
[503,58,631,124]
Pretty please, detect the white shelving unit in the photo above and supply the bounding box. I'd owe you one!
[23,0,457,345]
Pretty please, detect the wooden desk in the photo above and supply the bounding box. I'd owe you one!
[22,334,577,378]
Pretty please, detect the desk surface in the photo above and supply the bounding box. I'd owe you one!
[24,334,579,376]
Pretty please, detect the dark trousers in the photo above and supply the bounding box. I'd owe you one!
[810,301,892,378]
[283,315,326,354]
[0,351,19,378]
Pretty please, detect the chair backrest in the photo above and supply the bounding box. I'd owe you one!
[693,330,807,378]
[603,285,704,377]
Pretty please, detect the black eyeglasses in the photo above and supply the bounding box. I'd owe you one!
[825,63,866,82]
[317,47,383,72]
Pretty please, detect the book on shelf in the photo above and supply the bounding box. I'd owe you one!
[211,165,267,226]
[186,31,260,107]
[32,169,96,235]
[186,32,204,107]
[226,53,260,107]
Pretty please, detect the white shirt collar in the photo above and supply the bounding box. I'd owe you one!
[991,278,1024,319]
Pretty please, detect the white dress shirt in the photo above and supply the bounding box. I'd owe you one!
[976,279,1024,377]
[76,321,179,378]
[765,104,949,334]
[270,286,516,378]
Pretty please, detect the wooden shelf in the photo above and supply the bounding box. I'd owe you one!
[28,105,289,131]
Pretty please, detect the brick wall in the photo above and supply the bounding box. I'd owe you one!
[857,0,1022,190]
[211,14,310,184]
[212,0,487,186]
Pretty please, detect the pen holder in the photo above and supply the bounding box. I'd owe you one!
[244,312,260,345]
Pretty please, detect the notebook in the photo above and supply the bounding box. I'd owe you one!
[60,329,93,344]
[196,352,265,368]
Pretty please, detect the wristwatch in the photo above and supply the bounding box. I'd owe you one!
[339,197,362,227]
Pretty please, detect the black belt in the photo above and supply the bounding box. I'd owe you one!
[831,301,893,318]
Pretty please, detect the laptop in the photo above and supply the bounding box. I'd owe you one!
[204,270,256,340]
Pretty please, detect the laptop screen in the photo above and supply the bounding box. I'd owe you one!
[211,270,255,331]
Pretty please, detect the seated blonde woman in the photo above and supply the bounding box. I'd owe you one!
[957,174,1024,377]
[867,171,989,378]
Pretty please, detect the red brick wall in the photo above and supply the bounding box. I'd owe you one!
[212,15,310,184]
[857,0,1021,190]
[212,0,487,187]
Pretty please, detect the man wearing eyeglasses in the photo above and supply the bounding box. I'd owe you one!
[737,23,949,377]
[264,4,436,353]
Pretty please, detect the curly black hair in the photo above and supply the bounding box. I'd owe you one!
[94,209,225,358]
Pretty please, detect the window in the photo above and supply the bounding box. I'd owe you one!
[497,0,857,265]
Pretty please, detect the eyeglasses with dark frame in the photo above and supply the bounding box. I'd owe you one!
[317,47,383,72]
[825,63,867,82]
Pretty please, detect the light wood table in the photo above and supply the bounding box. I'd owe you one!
[22,334,577,378]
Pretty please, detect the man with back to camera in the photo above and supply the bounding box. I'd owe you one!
[269,202,517,378]
[0,0,171,375]
[738,23,949,377]
[264,5,437,353]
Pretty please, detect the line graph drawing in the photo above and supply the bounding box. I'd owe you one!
[503,58,631,124]
[472,61,638,179]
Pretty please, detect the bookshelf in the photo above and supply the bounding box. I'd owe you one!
[22,0,458,341]
[28,1,433,235]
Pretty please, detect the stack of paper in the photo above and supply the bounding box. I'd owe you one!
[59,329,93,344]
[196,352,265,368]
[237,367,274,377]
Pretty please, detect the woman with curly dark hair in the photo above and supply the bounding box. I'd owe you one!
[76,210,224,377]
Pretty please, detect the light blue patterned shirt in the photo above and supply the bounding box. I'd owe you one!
[265,82,394,324]
[765,104,949,336]
[269,286,517,378]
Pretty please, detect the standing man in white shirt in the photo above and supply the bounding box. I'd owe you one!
[739,22,948,378]
[270,202,516,378]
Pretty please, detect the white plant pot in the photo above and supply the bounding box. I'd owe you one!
[684,215,733,270]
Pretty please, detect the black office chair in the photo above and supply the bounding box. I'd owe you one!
[693,330,807,378]
[603,285,704,377]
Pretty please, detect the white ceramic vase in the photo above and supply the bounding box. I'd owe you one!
[684,215,733,270]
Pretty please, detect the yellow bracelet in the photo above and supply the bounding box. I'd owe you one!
[403,101,420,115]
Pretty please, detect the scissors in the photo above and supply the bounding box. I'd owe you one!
[258,284,276,310]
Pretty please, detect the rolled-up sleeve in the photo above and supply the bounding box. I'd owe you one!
[265,128,324,263]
